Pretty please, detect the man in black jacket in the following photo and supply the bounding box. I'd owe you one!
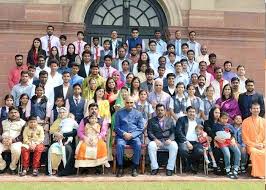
[147,104,178,176]
[175,106,204,173]
[238,78,265,119]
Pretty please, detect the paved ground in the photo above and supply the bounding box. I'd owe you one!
[0,172,263,182]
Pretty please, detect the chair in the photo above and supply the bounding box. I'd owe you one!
[179,156,208,175]
[112,132,147,174]
[76,165,105,175]
[156,149,177,174]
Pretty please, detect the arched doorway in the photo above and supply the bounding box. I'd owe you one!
[84,0,168,46]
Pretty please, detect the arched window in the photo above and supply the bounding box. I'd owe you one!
[84,0,168,46]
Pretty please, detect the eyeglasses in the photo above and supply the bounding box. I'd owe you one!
[126,102,134,104]
[155,85,162,86]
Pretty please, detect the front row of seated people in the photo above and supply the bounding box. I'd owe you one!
[0,99,264,179]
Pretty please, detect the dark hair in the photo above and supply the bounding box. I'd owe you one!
[130,77,140,95]
[93,86,105,103]
[15,54,23,59]
[73,83,82,89]
[231,77,240,83]
[167,44,175,50]
[251,102,260,108]
[89,103,98,109]
[126,72,134,79]
[82,50,92,57]
[145,68,154,75]
[62,71,70,76]
[106,77,118,94]
[187,49,195,55]
[19,93,29,107]
[137,61,149,73]
[198,75,206,80]
[186,83,195,90]
[28,65,36,70]
[90,62,99,69]
[176,82,185,88]
[59,35,67,40]
[181,43,189,48]
[214,66,222,73]
[121,86,129,91]
[92,36,99,41]
[77,31,84,36]
[220,111,229,118]
[103,39,110,44]
[189,31,196,35]
[67,43,76,55]
[131,27,139,32]
[139,89,148,96]
[38,55,45,60]
[209,53,216,59]
[199,61,207,66]
[30,38,43,53]
[221,84,233,100]
[71,63,80,68]
[208,106,220,124]
[104,54,112,60]
[28,116,37,121]
[224,61,232,67]
[158,56,166,61]
[168,52,176,57]
[39,70,48,77]
[122,60,130,66]
[174,61,182,67]
[180,58,188,63]
[245,78,254,85]
[47,25,54,30]
[9,106,19,113]
[158,65,165,70]
[148,40,156,46]
[136,43,142,48]
[21,70,29,76]
[167,73,176,79]
[4,94,14,101]
[48,59,59,66]
[156,103,165,110]
[186,106,196,112]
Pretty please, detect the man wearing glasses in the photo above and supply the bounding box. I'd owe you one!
[114,96,144,177]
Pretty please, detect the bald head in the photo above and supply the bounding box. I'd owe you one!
[154,79,163,93]
[125,96,135,110]
[200,45,207,55]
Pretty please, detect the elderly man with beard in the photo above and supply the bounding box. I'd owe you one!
[0,107,26,174]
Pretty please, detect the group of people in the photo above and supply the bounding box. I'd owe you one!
[1,25,265,179]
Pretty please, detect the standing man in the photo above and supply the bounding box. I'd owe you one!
[211,67,229,100]
[40,25,60,56]
[175,106,204,173]
[236,65,247,93]
[0,107,26,174]
[196,44,210,65]
[73,31,87,57]
[198,61,213,87]
[169,30,186,57]
[238,79,265,119]
[11,71,35,106]
[78,50,93,78]
[8,54,28,90]
[147,104,178,176]
[115,96,144,177]
[58,35,67,56]
[126,28,145,52]
[154,30,167,55]
[206,53,217,77]
[109,30,122,58]
[187,50,199,77]
[187,31,201,58]
[147,40,161,76]
[223,61,237,81]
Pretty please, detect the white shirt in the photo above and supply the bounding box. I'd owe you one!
[168,86,175,95]
[35,66,51,78]
[147,51,161,76]
[99,65,117,79]
[211,79,229,100]
[73,40,87,57]
[175,73,189,87]
[187,40,201,58]
[155,39,167,55]
[91,45,104,60]
[186,119,198,141]
[84,62,91,76]
[40,35,60,55]
[187,60,199,77]
[238,76,247,93]
[47,72,63,88]
[63,85,69,99]
[198,86,206,96]
[196,54,210,65]
[111,39,118,58]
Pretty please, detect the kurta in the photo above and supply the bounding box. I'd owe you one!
[242,116,265,178]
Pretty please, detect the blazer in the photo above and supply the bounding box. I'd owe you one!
[147,116,175,141]
[238,92,265,119]
[195,86,206,99]
[109,40,123,57]
[163,85,176,97]
[54,84,73,103]
[140,81,154,93]
[175,116,203,143]
[112,58,132,72]
[78,61,94,78]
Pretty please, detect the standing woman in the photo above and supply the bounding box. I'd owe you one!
[202,85,216,120]
[18,93,30,121]
[46,46,60,67]
[66,43,81,68]
[105,77,119,115]
[130,77,141,103]
[216,84,241,124]
[186,84,204,120]
[27,38,46,66]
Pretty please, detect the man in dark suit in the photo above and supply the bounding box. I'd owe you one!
[147,104,178,176]
[195,75,206,99]
[53,71,73,104]
[238,78,265,119]
[109,30,123,58]
[78,50,94,78]
[140,68,155,93]
[175,106,204,173]
[163,73,176,97]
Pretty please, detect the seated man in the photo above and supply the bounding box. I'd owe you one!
[114,96,144,177]
[175,106,204,173]
[0,107,26,174]
[147,104,178,176]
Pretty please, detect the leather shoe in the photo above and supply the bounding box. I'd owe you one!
[131,168,138,177]
[9,169,16,175]
[166,169,173,176]
[116,168,124,177]
[151,169,159,175]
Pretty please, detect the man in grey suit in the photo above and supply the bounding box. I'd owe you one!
[147,104,178,176]
[140,68,155,93]
[168,30,187,57]
[109,30,123,58]
[112,47,132,72]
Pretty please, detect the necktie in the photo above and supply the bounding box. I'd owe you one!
[95,46,99,59]
[75,98,79,106]
[48,36,51,55]
[78,41,81,55]
[176,40,180,56]
[61,46,64,56]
